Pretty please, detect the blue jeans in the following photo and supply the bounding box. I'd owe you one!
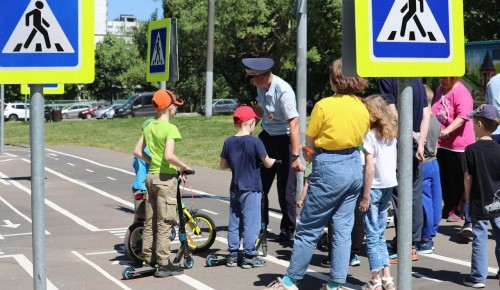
[286,150,362,283]
[470,217,500,282]
[421,159,442,239]
[228,190,261,257]
[364,187,393,271]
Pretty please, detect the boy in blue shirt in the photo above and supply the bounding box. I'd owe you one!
[220,106,277,268]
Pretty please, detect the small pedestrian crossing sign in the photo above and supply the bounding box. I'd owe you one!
[0,0,94,84]
[21,84,64,95]
[355,0,464,77]
[147,19,171,82]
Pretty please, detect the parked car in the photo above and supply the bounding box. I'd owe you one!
[78,103,110,119]
[61,104,92,119]
[93,104,121,119]
[197,99,239,115]
[114,92,155,118]
[3,103,30,121]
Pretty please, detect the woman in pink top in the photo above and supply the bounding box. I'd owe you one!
[431,77,475,224]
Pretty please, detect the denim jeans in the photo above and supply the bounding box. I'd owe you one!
[470,217,500,282]
[364,187,393,271]
[228,190,262,258]
[286,150,362,283]
[421,159,442,239]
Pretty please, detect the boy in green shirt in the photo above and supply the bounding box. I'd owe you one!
[134,89,192,278]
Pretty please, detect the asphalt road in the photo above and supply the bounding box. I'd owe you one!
[0,145,499,289]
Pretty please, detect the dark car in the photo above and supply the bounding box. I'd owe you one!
[114,92,155,118]
[197,99,239,115]
[78,103,111,119]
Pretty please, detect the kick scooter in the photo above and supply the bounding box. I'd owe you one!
[122,170,196,279]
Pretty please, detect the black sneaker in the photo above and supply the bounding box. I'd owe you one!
[320,256,331,267]
[463,276,485,288]
[241,256,266,269]
[154,261,184,278]
[276,229,293,242]
[457,223,473,240]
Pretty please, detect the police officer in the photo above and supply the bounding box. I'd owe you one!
[242,57,304,242]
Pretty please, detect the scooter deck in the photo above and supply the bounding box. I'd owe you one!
[122,265,156,279]
[205,254,229,267]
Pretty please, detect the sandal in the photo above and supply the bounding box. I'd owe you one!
[361,278,382,290]
[381,276,396,290]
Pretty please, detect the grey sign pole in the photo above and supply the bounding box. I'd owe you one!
[396,78,413,290]
[1,85,4,155]
[30,84,47,290]
[204,0,215,119]
[295,0,307,200]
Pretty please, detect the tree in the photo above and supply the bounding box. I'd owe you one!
[463,0,499,41]
[86,34,146,101]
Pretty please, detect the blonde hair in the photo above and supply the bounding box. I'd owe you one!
[362,94,398,140]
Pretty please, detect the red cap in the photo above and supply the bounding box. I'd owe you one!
[233,106,260,125]
[152,90,184,111]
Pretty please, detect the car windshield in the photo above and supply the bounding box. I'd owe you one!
[122,94,139,106]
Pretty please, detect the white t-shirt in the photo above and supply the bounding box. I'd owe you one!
[363,129,398,188]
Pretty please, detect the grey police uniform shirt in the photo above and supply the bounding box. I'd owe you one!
[256,75,299,136]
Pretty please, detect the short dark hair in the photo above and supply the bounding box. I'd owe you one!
[475,116,500,132]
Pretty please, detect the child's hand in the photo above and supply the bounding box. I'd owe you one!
[297,199,304,209]
[359,197,370,212]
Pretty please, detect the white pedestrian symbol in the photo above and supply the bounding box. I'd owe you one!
[2,0,74,53]
[151,32,165,66]
[376,0,446,43]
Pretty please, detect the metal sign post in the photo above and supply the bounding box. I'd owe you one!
[29,84,46,290]
[295,0,307,202]
[205,0,215,119]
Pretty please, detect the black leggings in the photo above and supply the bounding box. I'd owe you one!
[436,148,465,214]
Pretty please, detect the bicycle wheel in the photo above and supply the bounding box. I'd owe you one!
[185,213,216,253]
[124,221,145,265]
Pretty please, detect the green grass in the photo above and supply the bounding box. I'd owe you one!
[3,115,259,169]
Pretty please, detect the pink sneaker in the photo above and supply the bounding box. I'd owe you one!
[447,211,461,222]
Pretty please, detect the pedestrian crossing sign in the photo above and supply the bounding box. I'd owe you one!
[0,0,94,84]
[147,18,171,82]
[355,0,464,77]
[21,83,64,95]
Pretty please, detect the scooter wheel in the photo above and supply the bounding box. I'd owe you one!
[206,255,216,267]
[184,256,194,269]
[122,266,134,280]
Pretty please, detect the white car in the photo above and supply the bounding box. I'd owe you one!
[93,104,121,119]
[3,103,30,121]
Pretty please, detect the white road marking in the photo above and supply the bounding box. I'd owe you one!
[46,149,135,175]
[2,232,33,237]
[411,272,442,282]
[214,236,357,289]
[3,153,18,157]
[0,178,10,185]
[0,170,100,232]
[106,176,116,181]
[0,254,58,290]
[0,158,13,163]
[426,253,498,274]
[174,275,216,290]
[85,169,94,173]
[201,209,218,215]
[67,163,75,166]
[0,196,41,227]
[71,251,132,290]
[36,161,133,208]
[2,219,20,228]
